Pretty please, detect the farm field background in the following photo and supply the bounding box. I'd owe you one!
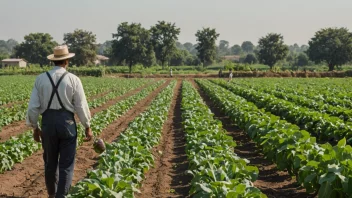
[0,76,352,198]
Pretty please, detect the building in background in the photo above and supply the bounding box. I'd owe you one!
[221,55,240,62]
[1,59,27,68]
[94,55,109,66]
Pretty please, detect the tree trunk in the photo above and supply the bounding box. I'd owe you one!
[328,64,334,71]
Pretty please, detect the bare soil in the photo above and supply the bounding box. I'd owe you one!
[0,80,168,198]
[136,80,192,198]
[191,79,315,198]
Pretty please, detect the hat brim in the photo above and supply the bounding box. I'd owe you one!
[47,53,75,61]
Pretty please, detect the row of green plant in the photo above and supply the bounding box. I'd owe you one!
[0,76,33,105]
[88,80,149,109]
[181,81,266,197]
[0,78,149,132]
[234,78,352,108]
[236,81,352,122]
[68,81,176,197]
[0,80,164,174]
[211,79,352,144]
[197,79,352,198]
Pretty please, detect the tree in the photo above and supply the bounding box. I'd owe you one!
[241,41,254,53]
[111,22,151,73]
[150,21,181,69]
[169,49,194,66]
[183,42,194,52]
[295,53,309,67]
[307,27,352,71]
[64,29,97,66]
[96,40,112,55]
[218,40,230,56]
[300,45,309,52]
[14,33,57,67]
[231,44,242,55]
[195,27,220,66]
[257,33,289,69]
[243,54,257,64]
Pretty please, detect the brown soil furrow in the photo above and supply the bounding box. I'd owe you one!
[191,79,314,198]
[0,80,170,198]
[137,80,192,198]
[0,81,155,144]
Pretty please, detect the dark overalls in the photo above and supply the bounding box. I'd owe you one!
[41,72,77,198]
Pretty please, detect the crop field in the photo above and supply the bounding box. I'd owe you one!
[0,76,352,198]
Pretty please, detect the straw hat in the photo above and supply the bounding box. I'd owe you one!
[47,45,75,61]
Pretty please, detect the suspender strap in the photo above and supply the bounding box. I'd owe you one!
[46,71,69,110]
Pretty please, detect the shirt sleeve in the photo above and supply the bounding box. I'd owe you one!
[73,77,91,128]
[26,77,41,128]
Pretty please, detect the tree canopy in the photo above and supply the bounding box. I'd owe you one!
[64,29,97,66]
[195,27,220,66]
[14,33,57,66]
[241,41,254,53]
[218,40,230,56]
[231,44,242,55]
[243,54,257,64]
[111,22,153,73]
[307,27,352,71]
[295,53,309,67]
[150,21,180,68]
[257,33,289,69]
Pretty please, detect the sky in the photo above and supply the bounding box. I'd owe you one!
[1,0,351,46]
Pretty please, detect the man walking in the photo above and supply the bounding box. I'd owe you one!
[26,45,93,198]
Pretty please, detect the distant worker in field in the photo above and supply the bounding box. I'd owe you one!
[26,45,93,198]
[170,68,173,77]
[219,69,223,78]
[228,69,233,82]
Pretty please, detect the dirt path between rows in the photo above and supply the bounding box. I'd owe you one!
[0,81,155,143]
[136,80,192,198]
[191,80,314,198]
[0,80,168,198]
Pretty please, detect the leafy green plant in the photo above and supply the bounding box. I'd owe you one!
[196,79,352,197]
[0,80,162,174]
[181,81,266,198]
[68,81,176,197]
[211,79,352,143]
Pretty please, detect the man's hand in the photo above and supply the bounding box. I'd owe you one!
[33,128,42,143]
[84,127,93,142]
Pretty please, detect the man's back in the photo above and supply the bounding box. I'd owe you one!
[27,66,91,129]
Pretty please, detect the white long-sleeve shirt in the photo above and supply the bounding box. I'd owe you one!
[26,66,91,129]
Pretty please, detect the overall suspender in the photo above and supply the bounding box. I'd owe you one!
[46,71,69,110]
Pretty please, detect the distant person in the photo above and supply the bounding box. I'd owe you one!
[219,69,223,78]
[170,68,173,77]
[228,69,233,82]
[26,45,93,198]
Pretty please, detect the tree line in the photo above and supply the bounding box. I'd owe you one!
[2,22,352,72]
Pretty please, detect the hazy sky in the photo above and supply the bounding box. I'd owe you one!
[1,0,351,46]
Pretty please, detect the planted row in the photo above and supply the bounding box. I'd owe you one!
[233,78,352,109]
[211,79,352,143]
[181,81,265,198]
[197,79,352,198]
[68,81,176,197]
[0,81,164,174]
[243,83,352,122]
[0,78,149,132]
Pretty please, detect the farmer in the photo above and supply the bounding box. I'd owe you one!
[228,69,233,82]
[170,68,173,77]
[219,69,223,78]
[26,45,93,198]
